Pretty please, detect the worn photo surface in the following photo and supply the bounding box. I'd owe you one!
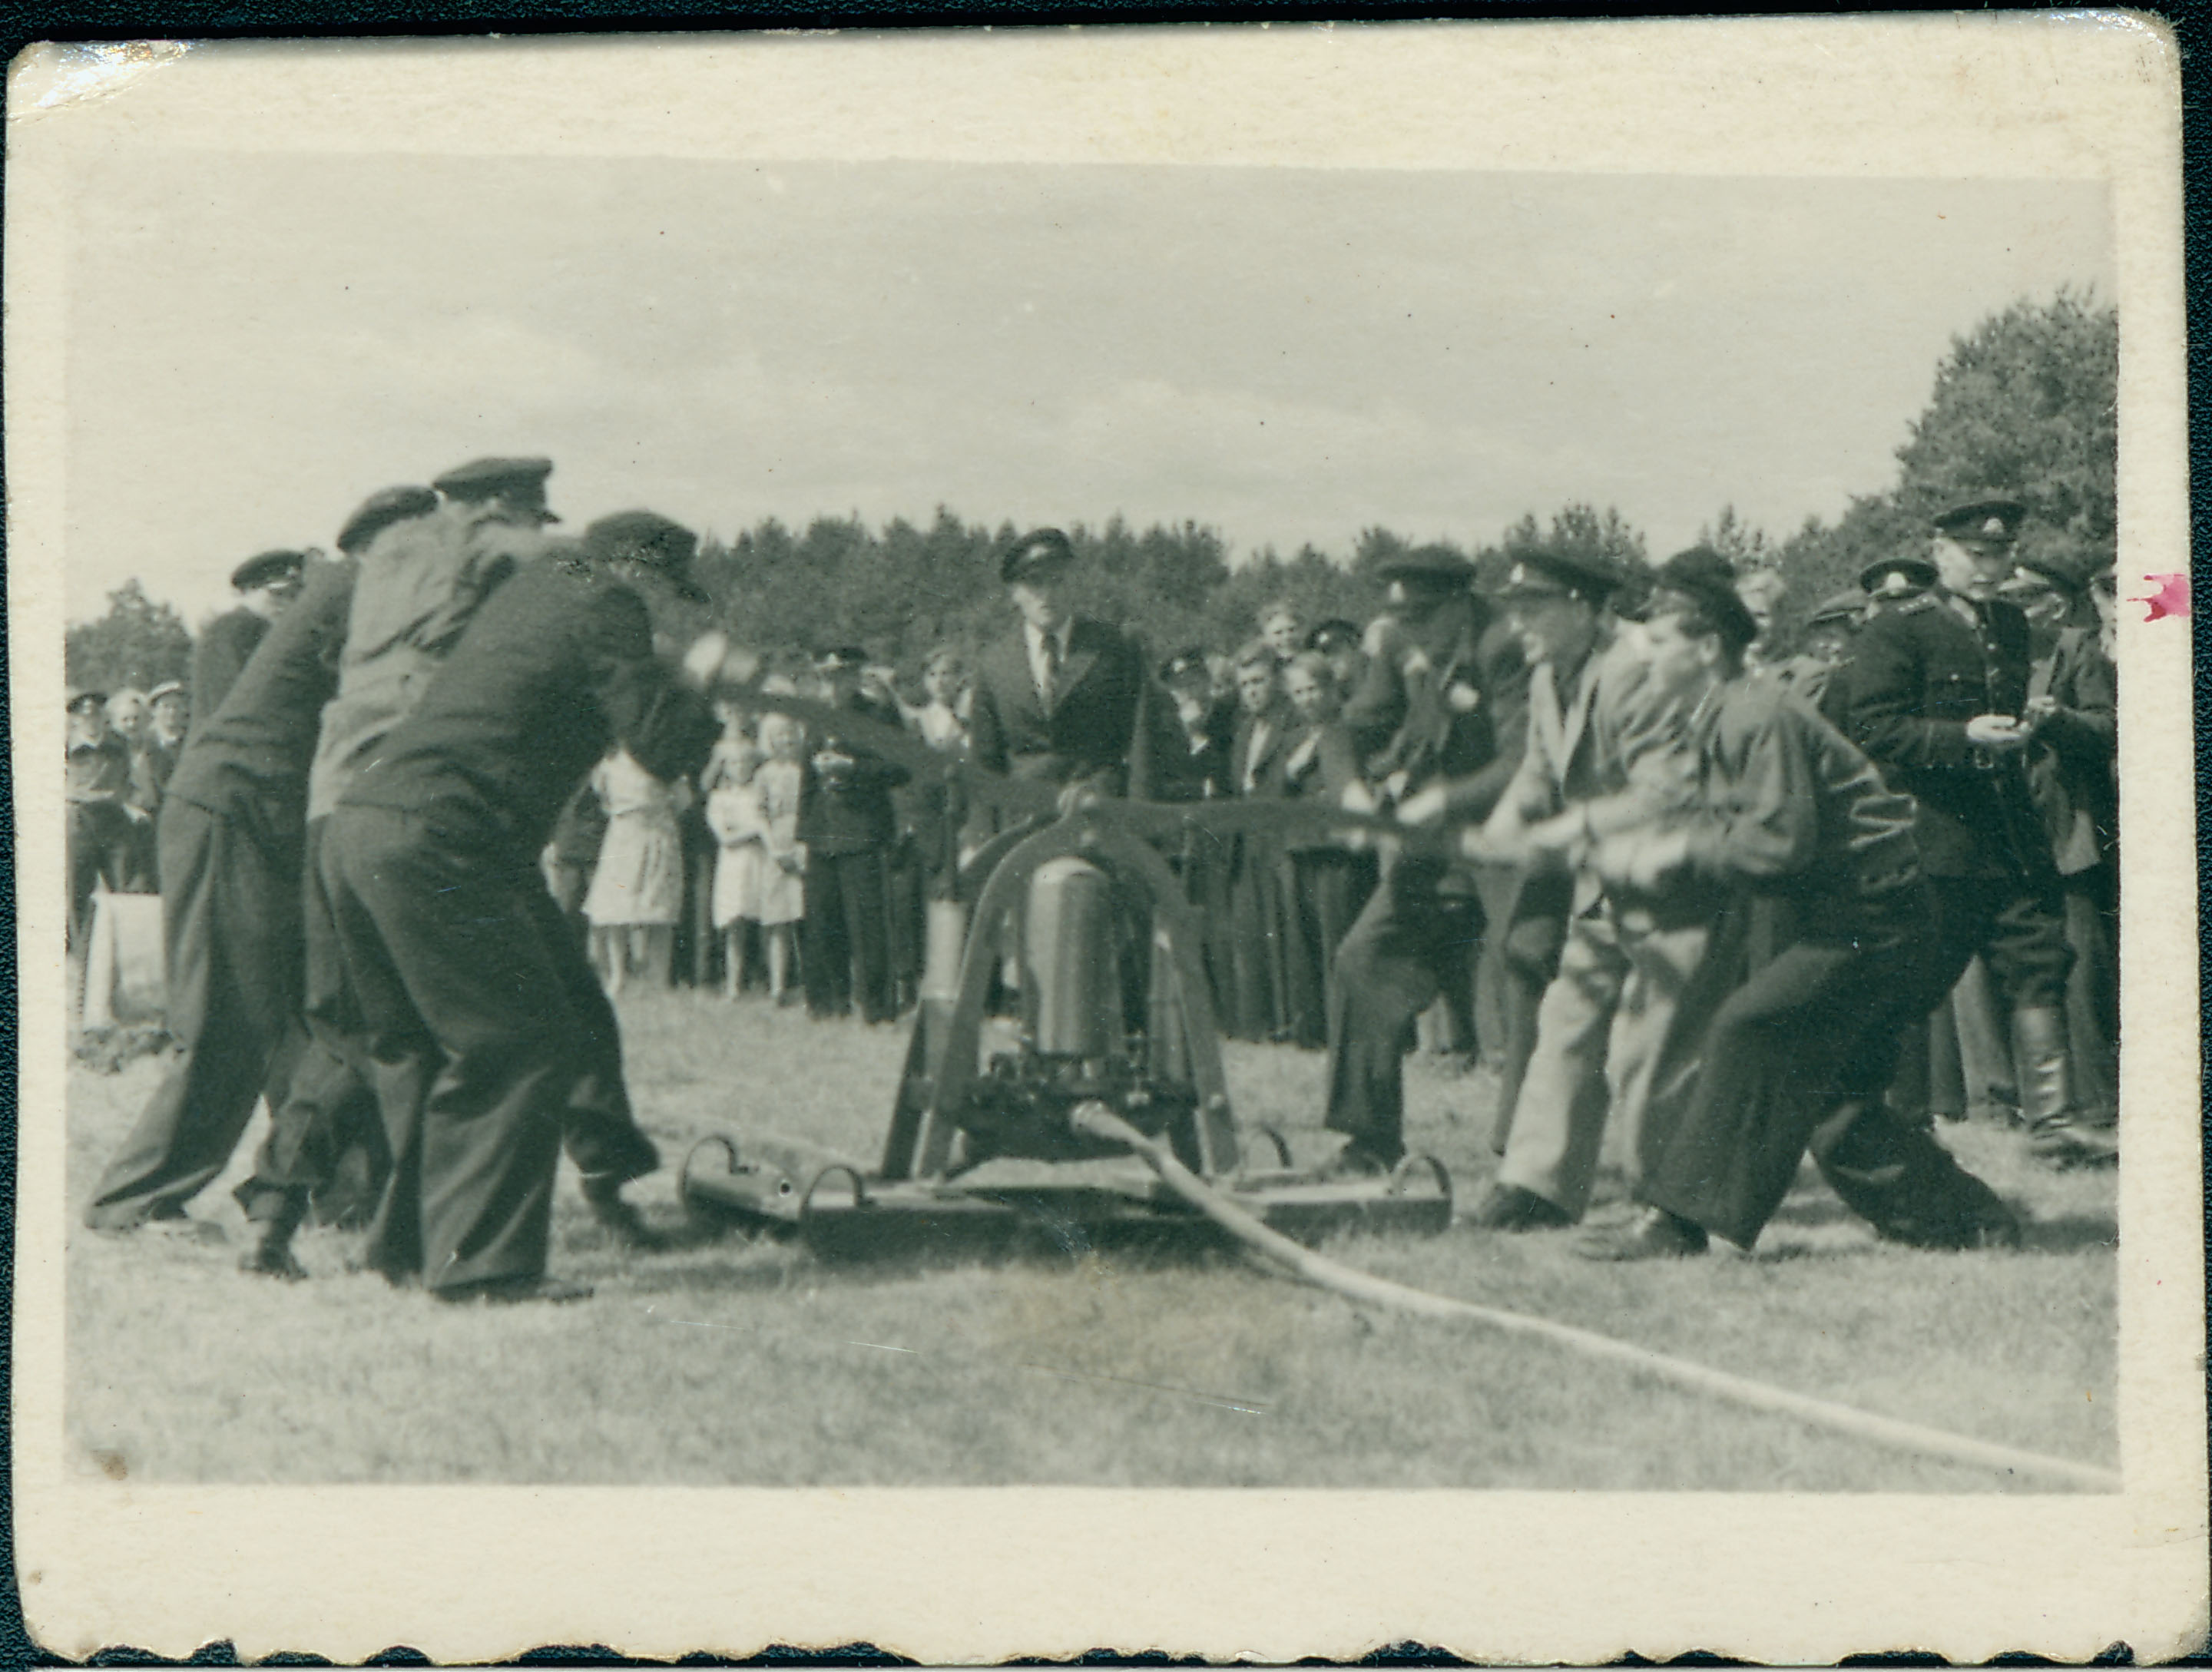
[12,21,2203,1665]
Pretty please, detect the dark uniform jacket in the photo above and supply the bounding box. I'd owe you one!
[1278,720,1367,853]
[190,608,275,733]
[1664,680,1922,918]
[1840,589,2045,879]
[1151,696,1236,803]
[968,616,1154,798]
[166,560,356,828]
[800,700,912,857]
[2027,624,2118,874]
[339,557,721,863]
[1342,602,1512,818]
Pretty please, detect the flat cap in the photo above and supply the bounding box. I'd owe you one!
[67,687,108,713]
[432,455,559,522]
[230,548,307,592]
[337,485,439,555]
[1932,496,2027,546]
[1804,590,1866,629]
[1857,552,1939,594]
[582,508,707,604]
[813,645,869,673]
[1304,618,1363,656]
[1496,545,1619,604]
[1159,646,1211,684]
[1000,528,1077,586]
[1650,545,1760,651]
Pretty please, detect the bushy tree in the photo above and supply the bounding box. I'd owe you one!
[66,579,191,695]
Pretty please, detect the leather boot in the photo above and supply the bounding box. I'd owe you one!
[2015,1005,2117,1169]
[238,1191,309,1281]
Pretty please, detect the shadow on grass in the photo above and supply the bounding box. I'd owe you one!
[2018,1213,2119,1254]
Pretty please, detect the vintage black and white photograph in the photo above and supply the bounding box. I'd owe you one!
[12,20,2202,1664]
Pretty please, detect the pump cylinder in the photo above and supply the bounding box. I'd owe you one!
[1024,856,1119,1058]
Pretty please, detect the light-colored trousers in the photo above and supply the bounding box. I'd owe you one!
[1494,896,1717,1220]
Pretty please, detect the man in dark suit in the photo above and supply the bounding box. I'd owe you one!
[1841,496,2107,1167]
[1320,547,1519,1173]
[190,549,306,728]
[323,510,730,1303]
[84,551,357,1236]
[966,528,1157,808]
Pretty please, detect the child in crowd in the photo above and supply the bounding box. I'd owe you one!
[701,703,764,1000]
[582,743,690,996]
[749,711,811,1005]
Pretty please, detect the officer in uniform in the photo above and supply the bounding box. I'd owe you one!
[1841,497,2108,1167]
[800,647,912,1023]
[323,510,731,1303]
[1765,589,1864,718]
[191,549,306,727]
[1320,547,1516,1173]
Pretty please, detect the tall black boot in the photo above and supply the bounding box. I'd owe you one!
[2016,1005,2117,1169]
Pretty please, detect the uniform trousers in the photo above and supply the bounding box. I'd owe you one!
[803,848,895,1022]
[68,800,137,955]
[1323,854,1483,1167]
[1492,891,1723,1220]
[1641,885,2001,1248]
[250,819,657,1235]
[1925,873,2073,1011]
[2063,866,2119,1124]
[84,798,307,1228]
[1277,848,1378,1051]
[324,804,655,1292]
[1477,865,1570,1154]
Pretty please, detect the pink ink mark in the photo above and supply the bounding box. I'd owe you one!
[2133,572,2190,621]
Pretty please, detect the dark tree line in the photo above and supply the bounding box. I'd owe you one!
[68,289,2114,694]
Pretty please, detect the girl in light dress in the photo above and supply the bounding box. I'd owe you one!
[582,743,690,995]
[701,703,763,999]
[717,710,809,1005]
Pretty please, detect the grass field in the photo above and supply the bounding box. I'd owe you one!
[65,990,2118,1490]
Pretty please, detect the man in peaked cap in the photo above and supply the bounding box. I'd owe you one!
[190,549,308,728]
[430,455,561,525]
[1317,545,1519,1170]
[1840,495,2110,1167]
[799,646,911,1024]
[1304,618,1366,694]
[319,508,734,1302]
[1571,549,2018,1259]
[1456,545,1717,1229]
[1763,588,1866,717]
[1859,552,1938,615]
[967,528,1161,810]
[230,482,492,1275]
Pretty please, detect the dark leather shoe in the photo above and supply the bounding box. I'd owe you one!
[433,1276,595,1306]
[238,1231,308,1282]
[1470,1182,1574,1232]
[1576,1206,1709,1260]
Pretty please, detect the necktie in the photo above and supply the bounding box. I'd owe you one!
[1039,634,1061,710]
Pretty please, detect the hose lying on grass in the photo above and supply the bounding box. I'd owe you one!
[1068,1101,2122,1494]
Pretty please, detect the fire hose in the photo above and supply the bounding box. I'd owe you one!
[1068,1101,2123,1494]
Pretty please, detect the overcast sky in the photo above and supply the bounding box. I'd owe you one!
[65,154,2110,627]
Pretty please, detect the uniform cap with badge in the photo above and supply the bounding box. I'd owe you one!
[999,528,1077,585]
[230,549,308,593]
[336,484,440,555]
[1494,544,1619,605]
[1857,552,1939,599]
[1304,618,1363,657]
[1158,646,1211,687]
[431,455,561,524]
[581,508,709,604]
[1931,495,2027,548]
[1376,545,1475,608]
[67,687,108,714]
[1803,589,1866,631]
[813,645,869,674]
